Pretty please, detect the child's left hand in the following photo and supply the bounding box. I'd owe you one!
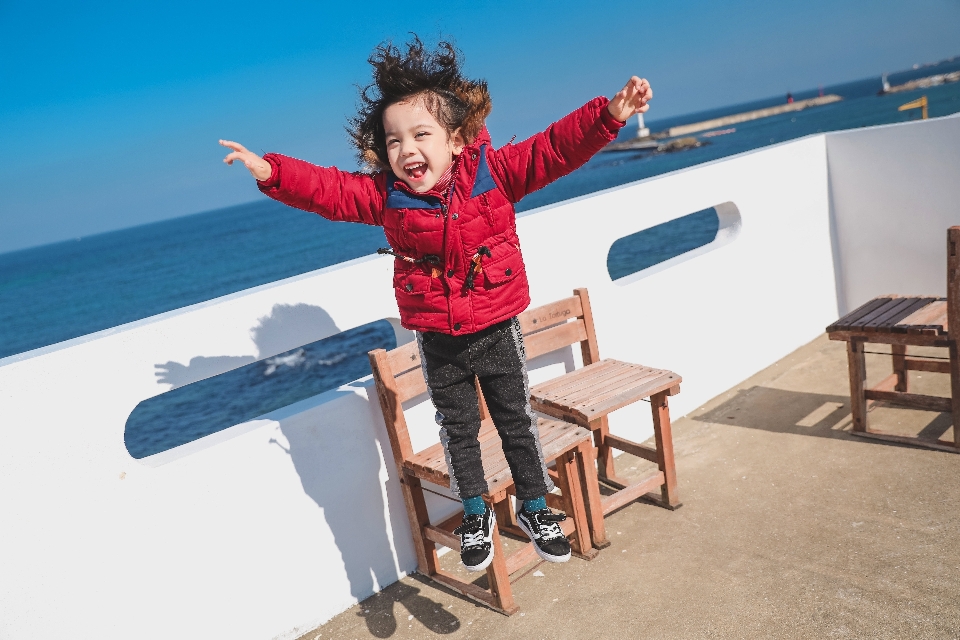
[608,76,653,122]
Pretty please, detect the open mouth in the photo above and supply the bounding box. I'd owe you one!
[404,162,428,181]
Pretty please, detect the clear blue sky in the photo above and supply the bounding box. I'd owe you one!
[1,0,958,254]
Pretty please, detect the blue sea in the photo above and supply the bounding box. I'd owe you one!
[4,61,960,457]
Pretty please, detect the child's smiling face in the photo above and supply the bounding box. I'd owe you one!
[383,96,464,193]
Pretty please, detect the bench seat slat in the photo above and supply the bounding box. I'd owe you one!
[530,360,681,426]
[568,368,669,409]
[538,361,638,399]
[531,359,620,395]
[534,360,661,404]
[864,297,932,331]
[826,296,896,332]
[404,418,589,496]
[838,296,897,330]
[894,299,948,335]
[845,296,902,329]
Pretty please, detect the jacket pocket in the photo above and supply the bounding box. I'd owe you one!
[482,243,524,287]
[393,270,434,295]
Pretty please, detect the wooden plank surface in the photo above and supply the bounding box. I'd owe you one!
[517,296,583,334]
[567,373,682,424]
[555,363,660,401]
[406,419,590,492]
[539,366,658,408]
[530,360,620,396]
[895,300,948,335]
[829,297,948,336]
[847,297,904,329]
[385,341,421,376]
[523,320,588,361]
[532,360,681,410]
[862,298,922,331]
[826,296,896,332]
[569,368,668,406]
[394,368,428,402]
[827,330,948,347]
[867,297,937,331]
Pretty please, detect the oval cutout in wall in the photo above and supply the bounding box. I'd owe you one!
[125,320,397,459]
[607,202,742,284]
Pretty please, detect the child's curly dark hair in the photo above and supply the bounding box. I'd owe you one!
[348,36,492,171]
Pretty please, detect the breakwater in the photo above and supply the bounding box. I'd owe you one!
[882,71,960,94]
[664,94,842,137]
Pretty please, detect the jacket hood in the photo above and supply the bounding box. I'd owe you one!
[468,126,492,149]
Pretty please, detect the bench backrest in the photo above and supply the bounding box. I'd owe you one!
[369,287,598,469]
[517,287,600,367]
[368,340,493,470]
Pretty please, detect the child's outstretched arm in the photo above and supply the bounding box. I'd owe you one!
[219,140,385,226]
[487,77,652,203]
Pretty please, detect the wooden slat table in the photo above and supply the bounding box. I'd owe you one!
[518,288,683,545]
[530,360,681,515]
[827,227,960,454]
[369,341,605,616]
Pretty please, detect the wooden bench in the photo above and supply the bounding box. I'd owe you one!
[368,340,605,615]
[827,227,960,452]
[519,288,683,548]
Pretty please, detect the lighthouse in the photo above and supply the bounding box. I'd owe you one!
[636,112,650,138]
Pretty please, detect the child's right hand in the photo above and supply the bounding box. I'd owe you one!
[220,140,273,181]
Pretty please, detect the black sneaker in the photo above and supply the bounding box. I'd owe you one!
[454,507,496,572]
[516,507,571,563]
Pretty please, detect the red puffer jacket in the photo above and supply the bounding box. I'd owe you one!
[258,96,623,335]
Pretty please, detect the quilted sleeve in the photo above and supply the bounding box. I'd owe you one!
[257,153,385,226]
[486,97,625,203]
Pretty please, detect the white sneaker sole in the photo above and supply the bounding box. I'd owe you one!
[516,514,572,563]
[462,510,496,572]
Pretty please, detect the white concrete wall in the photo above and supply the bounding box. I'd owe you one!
[826,112,960,314]
[9,115,952,638]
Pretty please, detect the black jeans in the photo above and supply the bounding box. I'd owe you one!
[417,317,554,501]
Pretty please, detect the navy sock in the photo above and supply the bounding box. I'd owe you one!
[462,495,486,516]
[522,496,547,513]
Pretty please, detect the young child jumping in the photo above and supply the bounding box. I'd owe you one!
[221,36,652,572]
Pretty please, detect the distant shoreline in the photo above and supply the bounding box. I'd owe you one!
[881,71,960,95]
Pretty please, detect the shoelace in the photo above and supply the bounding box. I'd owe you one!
[454,515,487,549]
[461,529,485,548]
[530,511,566,540]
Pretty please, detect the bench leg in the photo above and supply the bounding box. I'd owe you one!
[651,391,681,509]
[847,339,868,433]
[576,440,609,548]
[402,476,440,576]
[950,341,960,448]
[892,345,908,393]
[593,416,632,489]
[494,496,518,531]
[485,519,518,614]
[556,450,597,558]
